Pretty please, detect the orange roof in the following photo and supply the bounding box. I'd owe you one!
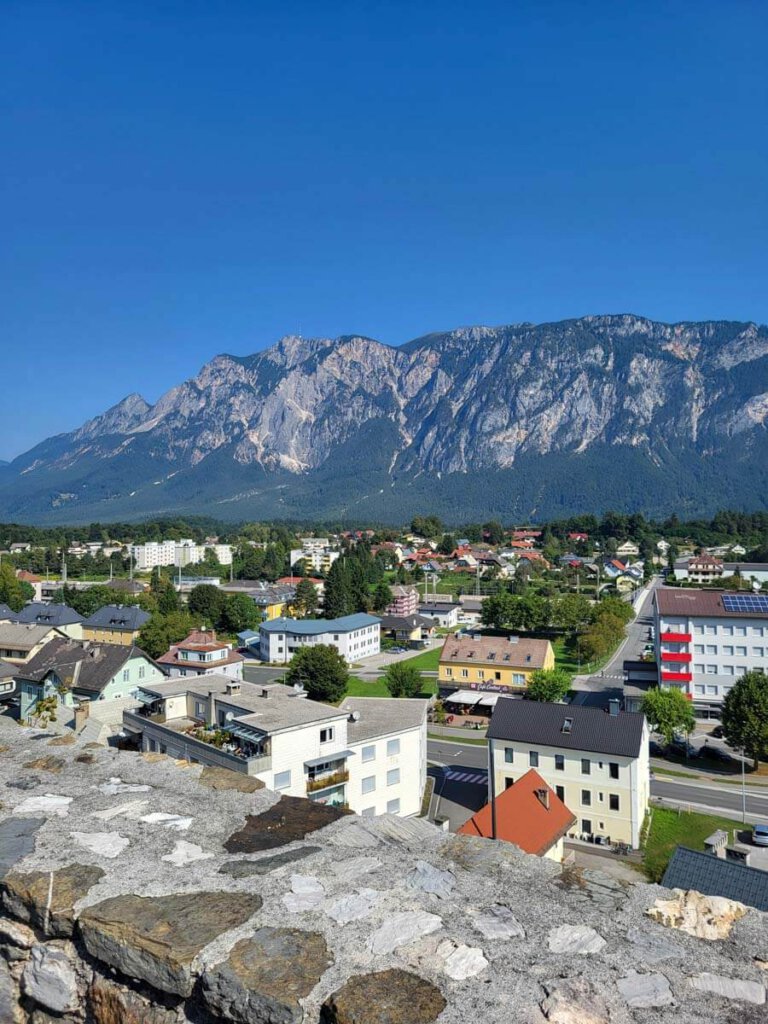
[458,769,575,856]
[276,576,323,585]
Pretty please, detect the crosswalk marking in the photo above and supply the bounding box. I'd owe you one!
[445,770,487,786]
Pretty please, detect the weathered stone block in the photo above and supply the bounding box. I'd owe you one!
[21,944,79,1014]
[201,926,332,1023]
[78,891,262,997]
[321,968,446,1024]
[2,863,105,937]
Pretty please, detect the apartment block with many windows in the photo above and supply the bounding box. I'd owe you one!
[654,588,768,716]
[487,698,649,848]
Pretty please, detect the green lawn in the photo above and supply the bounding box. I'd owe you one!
[399,646,442,673]
[344,675,437,699]
[643,807,748,882]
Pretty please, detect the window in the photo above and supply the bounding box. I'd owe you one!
[387,768,400,786]
[581,790,591,806]
[138,665,145,679]
[693,663,705,674]
[722,625,734,636]
[723,665,735,675]
[723,645,734,656]
[195,701,206,718]
[694,644,704,654]
[609,794,620,811]
[753,647,765,658]
[581,759,591,775]
[736,646,747,656]
[495,671,501,680]
[362,744,376,762]
[386,798,400,814]
[555,785,565,802]
[362,776,376,794]
[461,669,468,678]
[581,819,592,835]
[694,684,705,695]
[694,625,704,634]
[504,747,514,764]
[387,738,400,756]
[320,727,334,743]
[705,625,716,635]
[513,673,525,685]
[477,669,484,679]
[361,806,376,817]
[122,669,130,682]
[706,645,717,655]
[504,777,514,789]
[555,754,565,771]
[561,718,573,734]
[529,751,539,768]
[706,685,718,695]
[274,770,291,790]
[609,762,619,780]
[706,665,717,674]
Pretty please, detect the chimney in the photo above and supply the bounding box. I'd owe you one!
[535,788,550,810]
[608,698,620,716]
[261,688,270,698]
[225,681,241,696]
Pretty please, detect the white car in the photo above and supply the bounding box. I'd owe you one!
[753,824,768,847]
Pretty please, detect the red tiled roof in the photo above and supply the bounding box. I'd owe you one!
[458,769,576,856]
[276,576,322,586]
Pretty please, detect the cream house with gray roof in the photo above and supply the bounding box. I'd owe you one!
[124,679,427,817]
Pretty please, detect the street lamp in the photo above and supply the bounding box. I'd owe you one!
[740,746,747,825]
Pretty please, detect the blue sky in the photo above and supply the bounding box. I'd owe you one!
[1,1,766,460]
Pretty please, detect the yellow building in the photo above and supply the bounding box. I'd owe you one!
[439,634,554,692]
[81,605,150,647]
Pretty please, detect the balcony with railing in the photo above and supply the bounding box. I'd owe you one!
[660,631,691,643]
[306,768,350,794]
[660,669,692,682]
[660,651,692,662]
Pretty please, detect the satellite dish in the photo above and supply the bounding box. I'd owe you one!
[225,711,234,722]
[753,581,761,592]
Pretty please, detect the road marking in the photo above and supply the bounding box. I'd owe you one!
[445,769,487,786]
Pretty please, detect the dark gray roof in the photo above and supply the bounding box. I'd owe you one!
[0,604,16,620]
[12,602,84,626]
[82,604,150,631]
[15,636,155,695]
[487,698,645,757]
[662,846,768,912]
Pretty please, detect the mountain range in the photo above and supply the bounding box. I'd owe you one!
[2,314,768,525]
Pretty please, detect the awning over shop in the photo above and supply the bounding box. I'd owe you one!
[135,690,160,705]
[444,690,483,706]
[478,694,500,707]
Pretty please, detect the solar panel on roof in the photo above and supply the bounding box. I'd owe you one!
[722,594,768,614]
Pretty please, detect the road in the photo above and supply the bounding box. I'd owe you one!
[426,737,768,830]
[569,577,660,705]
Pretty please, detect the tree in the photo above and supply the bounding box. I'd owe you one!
[372,581,393,613]
[482,520,505,546]
[293,578,318,618]
[137,611,194,659]
[481,592,516,629]
[642,687,695,746]
[323,560,352,619]
[526,668,571,702]
[157,580,181,615]
[438,533,456,556]
[222,593,259,633]
[188,584,226,627]
[721,671,768,769]
[285,645,348,703]
[383,661,423,698]
[553,594,592,634]
[0,562,29,612]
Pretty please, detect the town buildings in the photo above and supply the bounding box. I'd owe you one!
[289,538,340,575]
[0,622,67,666]
[673,557,768,587]
[438,634,555,694]
[124,679,427,816]
[258,614,381,664]
[7,603,84,640]
[653,587,768,715]
[15,637,165,721]
[486,698,650,848]
[81,605,150,646]
[221,581,296,621]
[385,585,419,617]
[418,600,461,629]
[458,768,576,861]
[157,629,244,680]
[379,614,435,647]
[130,539,233,570]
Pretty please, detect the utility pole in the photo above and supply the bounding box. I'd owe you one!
[741,747,747,824]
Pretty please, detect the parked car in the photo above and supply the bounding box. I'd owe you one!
[670,740,699,759]
[753,824,768,847]
[702,745,732,764]
[710,725,725,739]
[649,741,664,757]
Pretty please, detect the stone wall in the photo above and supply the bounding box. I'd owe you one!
[0,717,766,1023]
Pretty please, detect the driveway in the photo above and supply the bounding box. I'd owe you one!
[352,638,443,677]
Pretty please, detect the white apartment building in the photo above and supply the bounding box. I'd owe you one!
[258,614,381,664]
[289,540,340,575]
[487,698,650,848]
[654,588,768,716]
[123,679,427,817]
[131,539,233,570]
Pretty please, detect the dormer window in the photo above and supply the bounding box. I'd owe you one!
[562,718,573,734]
